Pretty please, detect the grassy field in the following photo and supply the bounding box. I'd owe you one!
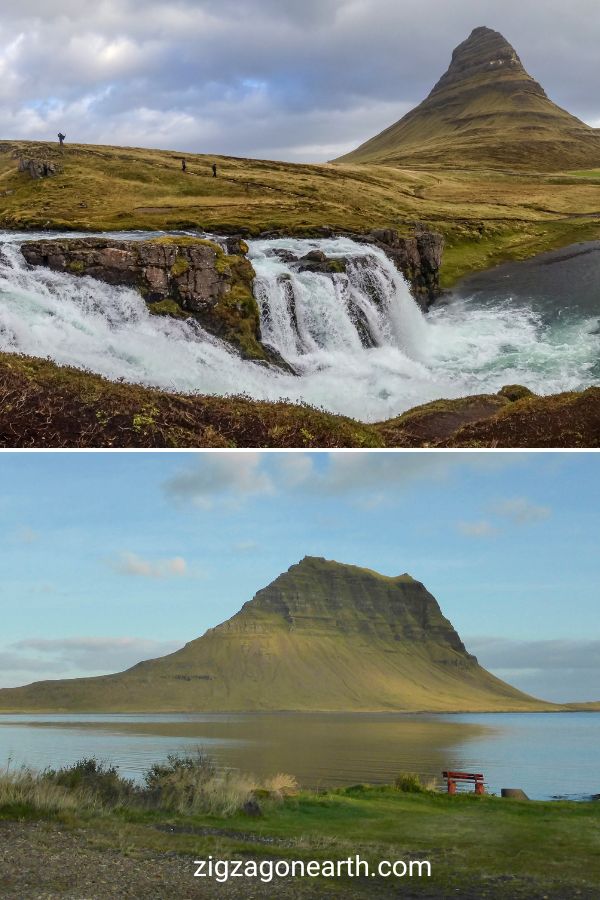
[2,141,600,286]
[0,757,598,898]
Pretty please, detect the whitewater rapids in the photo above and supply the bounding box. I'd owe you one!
[0,231,598,423]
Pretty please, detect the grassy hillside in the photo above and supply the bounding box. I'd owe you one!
[2,140,600,287]
[0,558,554,713]
[337,27,600,172]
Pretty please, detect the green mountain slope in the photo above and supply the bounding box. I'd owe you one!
[0,557,555,712]
[337,26,600,170]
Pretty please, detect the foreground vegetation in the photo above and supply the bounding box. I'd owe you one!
[1,351,599,448]
[2,140,600,286]
[1,754,598,898]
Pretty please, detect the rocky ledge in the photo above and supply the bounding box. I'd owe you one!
[363,228,444,308]
[20,227,444,365]
[20,235,267,361]
[257,226,444,307]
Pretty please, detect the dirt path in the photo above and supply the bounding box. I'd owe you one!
[0,820,594,899]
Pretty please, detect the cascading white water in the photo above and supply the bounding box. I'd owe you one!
[250,237,428,364]
[0,231,599,423]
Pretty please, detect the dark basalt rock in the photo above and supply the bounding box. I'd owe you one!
[264,248,299,263]
[366,227,445,308]
[295,249,348,275]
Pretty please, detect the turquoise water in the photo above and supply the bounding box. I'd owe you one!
[0,712,597,801]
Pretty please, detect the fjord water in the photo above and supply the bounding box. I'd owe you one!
[0,232,599,422]
[0,713,598,801]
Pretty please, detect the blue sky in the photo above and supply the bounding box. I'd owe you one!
[0,451,598,702]
[1,1,600,161]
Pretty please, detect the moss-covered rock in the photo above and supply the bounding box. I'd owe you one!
[21,236,266,361]
[497,384,536,402]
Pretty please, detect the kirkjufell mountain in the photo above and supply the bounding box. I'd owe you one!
[0,557,553,712]
[337,26,600,170]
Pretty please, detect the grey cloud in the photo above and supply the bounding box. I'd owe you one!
[466,636,600,702]
[290,452,524,496]
[1,1,599,161]
[164,452,273,507]
[162,451,525,507]
[112,552,188,579]
[163,451,527,508]
[0,636,183,687]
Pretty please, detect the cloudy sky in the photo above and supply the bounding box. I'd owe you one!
[0,450,598,702]
[1,0,600,161]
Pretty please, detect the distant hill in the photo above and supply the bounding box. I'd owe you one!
[336,26,600,171]
[0,557,556,712]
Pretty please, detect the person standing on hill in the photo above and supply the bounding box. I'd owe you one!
[212,162,217,178]
[58,133,66,146]
[181,158,187,172]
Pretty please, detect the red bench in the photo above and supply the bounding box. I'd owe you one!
[443,770,485,795]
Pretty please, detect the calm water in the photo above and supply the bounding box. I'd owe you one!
[0,712,598,801]
[456,240,600,327]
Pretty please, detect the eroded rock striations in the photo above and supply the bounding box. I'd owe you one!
[21,236,265,360]
[0,556,550,712]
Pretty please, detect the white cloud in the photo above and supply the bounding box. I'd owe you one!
[164,452,274,508]
[286,452,523,495]
[232,540,259,552]
[457,520,497,538]
[113,551,188,578]
[492,497,551,525]
[163,451,525,509]
[276,453,315,487]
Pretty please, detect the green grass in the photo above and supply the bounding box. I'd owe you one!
[2,140,600,287]
[1,758,598,896]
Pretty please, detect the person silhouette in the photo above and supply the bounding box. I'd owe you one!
[181,158,187,172]
[212,163,217,178]
[58,133,66,146]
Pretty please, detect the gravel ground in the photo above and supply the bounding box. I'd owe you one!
[0,820,595,900]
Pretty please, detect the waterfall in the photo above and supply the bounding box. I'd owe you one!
[0,231,598,423]
[249,237,428,367]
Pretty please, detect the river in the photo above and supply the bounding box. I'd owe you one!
[1,232,599,422]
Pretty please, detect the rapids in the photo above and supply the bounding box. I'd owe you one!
[0,231,598,423]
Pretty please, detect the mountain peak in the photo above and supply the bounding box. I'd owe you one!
[429,26,543,100]
[0,557,545,713]
[336,26,600,170]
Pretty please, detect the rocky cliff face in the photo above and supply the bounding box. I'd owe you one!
[218,557,469,653]
[429,25,541,98]
[366,228,444,307]
[20,236,266,360]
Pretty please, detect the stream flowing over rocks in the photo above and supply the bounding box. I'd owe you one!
[1,230,599,422]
